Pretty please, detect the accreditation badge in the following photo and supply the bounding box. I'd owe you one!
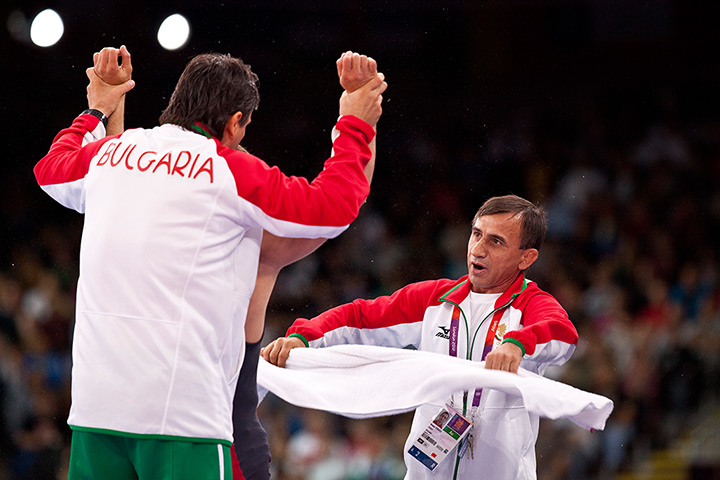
[407,404,473,471]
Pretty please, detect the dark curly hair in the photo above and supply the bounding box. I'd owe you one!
[159,53,260,138]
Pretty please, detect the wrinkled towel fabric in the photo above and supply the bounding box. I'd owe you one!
[257,344,613,431]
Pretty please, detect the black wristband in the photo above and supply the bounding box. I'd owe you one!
[81,108,108,128]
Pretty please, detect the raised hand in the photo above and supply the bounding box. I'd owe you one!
[85,67,134,118]
[93,45,133,85]
[337,51,379,93]
[338,72,387,128]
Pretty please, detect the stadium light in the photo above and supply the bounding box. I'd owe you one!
[157,14,190,51]
[30,9,63,47]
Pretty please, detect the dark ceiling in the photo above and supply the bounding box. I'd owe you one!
[1,0,719,252]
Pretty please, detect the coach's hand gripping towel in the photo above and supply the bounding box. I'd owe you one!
[257,344,612,431]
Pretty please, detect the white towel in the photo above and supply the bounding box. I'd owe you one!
[257,344,613,431]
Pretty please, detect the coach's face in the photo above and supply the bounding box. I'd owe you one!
[467,213,538,294]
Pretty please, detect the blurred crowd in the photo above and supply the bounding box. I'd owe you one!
[1,84,719,479]
[256,90,720,479]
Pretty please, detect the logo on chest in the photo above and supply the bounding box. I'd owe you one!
[495,324,507,341]
[436,326,450,339]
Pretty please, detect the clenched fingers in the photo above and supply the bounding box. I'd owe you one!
[260,336,305,368]
[484,342,523,374]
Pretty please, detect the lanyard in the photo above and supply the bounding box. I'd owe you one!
[445,278,526,414]
[448,300,514,411]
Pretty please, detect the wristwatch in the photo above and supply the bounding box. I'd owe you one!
[81,108,108,128]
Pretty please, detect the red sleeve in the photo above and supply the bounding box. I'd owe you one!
[287,279,455,347]
[220,115,374,228]
[34,114,112,187]
[504,290,578,361]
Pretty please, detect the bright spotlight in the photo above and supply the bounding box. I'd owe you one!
[157,14,190,51]
[30,9,63,47]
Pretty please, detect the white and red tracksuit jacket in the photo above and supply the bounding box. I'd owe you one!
[34,113,374,445]
[287,273,578,480]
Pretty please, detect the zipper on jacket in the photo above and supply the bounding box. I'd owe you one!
[443,277,528,480]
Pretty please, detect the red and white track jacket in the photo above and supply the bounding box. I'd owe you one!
[287,274,578,479]
[34,113,374,445]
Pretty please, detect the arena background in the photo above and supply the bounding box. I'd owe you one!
[1,1,719,479]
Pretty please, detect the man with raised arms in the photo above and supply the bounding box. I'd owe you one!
[34,46,386,480]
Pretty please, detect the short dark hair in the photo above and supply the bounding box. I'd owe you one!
[473,195,546,250]
[159,53,260,138]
